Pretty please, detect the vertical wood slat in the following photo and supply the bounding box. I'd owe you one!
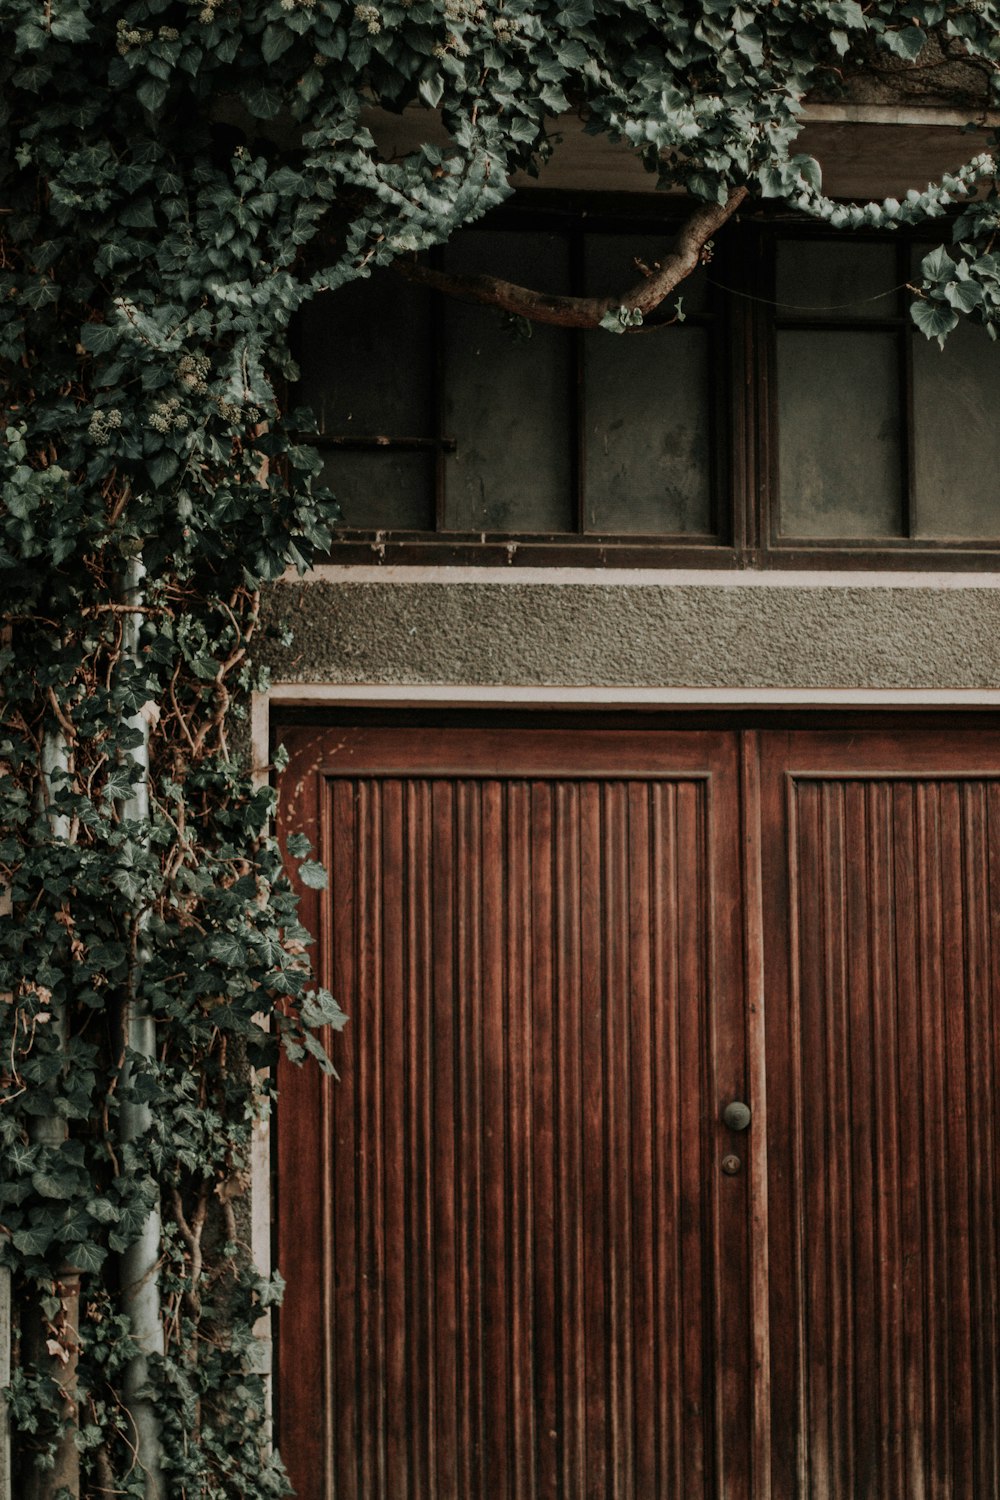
[278,727,746,1500]
[506,782,535,1500]
[554,781,585,1500]
[578,780,606,1500]
[971,785,1000,1498]
[740,733,772,1500]
[626,781,656,1500]
[330,778,359,1500]
[480,779,510,1500]
[380,781,407,1500]
[409,779,435,1499]
[430,780,458,1499]
[764,731,1000,1500]
[456,781,484,1500]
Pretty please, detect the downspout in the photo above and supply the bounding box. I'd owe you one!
[0,1251,9,1500]
[1,617,10,1496]
[0,617,9,1500]
[0,882,10,1500]
[117,556,164,1499]
[22,729,81,1500]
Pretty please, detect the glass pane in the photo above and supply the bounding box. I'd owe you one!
[443,231,574,533]
[777,331,903,539]
[298,273,434,436]
[912,321,1000,540]
[585,233,711,318]
[584,325,712,534]
[776,240,899,320]
[318,451,433,531]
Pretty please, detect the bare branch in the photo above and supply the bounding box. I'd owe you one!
[396,186,748,329]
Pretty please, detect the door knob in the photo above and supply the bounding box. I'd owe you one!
[722,1101,751,1132]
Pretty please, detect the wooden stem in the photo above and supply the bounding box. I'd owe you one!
[396,186,748,328]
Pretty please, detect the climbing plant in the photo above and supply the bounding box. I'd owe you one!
[2,0,1000,1493]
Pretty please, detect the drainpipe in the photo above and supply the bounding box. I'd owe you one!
[22,729,81,1500]
[0,1254,9,1500]
[0,629,9,1500]
[0,887,10,1500]
[117,557,164,1499]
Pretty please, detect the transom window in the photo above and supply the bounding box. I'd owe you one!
[296,198,1000,568]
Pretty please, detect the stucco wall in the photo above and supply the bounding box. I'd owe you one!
[258,572,1000,692]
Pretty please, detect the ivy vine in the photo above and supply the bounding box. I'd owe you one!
[2,1,1000,1495]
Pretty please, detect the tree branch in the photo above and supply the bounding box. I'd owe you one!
[396,186,748,329]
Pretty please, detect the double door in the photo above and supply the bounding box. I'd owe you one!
[276,724,1000,1499]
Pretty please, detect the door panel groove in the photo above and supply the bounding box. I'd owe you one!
[277,723,1000,1500]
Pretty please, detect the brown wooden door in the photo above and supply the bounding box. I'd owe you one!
[277,726,754,1500]
[759,728,1000,1500]
[276,723,1000,1499]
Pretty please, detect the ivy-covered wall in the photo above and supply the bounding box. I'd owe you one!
[4,3,1000,1495]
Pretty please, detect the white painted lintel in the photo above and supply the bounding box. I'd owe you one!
[281,564,1000,589]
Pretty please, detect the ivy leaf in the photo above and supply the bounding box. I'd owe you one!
[30,1168,78,1199]
[297,859,328,890]
[8,1141,34,1175]
[11,1225,53,1256]
[209,932,248,965]
[910,299,959,344]
[148,451,179,487]
[945,278,984,312]
[86,1196,121,1224]
[418,74,444,109]
[49,9,91,41]
[301,987,348,1031]
[136,77,168,114]
[921,245,954,283]
[303,1028,336,1075]
[80,322,120,355]
[104,765,138,801]
[70,1239,108,1273]
[887,25,927,60]
[262,24,294,63]
[110,863,146,901]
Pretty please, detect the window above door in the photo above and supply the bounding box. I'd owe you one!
[296,197,1000,569]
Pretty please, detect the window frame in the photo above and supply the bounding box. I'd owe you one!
[304,195,1000,571]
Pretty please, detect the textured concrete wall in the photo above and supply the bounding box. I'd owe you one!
[258,576,1000,691]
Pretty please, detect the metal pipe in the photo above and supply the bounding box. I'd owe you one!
[22,730,80,1500]
[0,692,11,1499]
[0,1259,9,1500]
[117,557,164,1499]
[0,618,9,1500]
[0,882,11,1500]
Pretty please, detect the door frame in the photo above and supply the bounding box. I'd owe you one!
[254,683,1000,1497]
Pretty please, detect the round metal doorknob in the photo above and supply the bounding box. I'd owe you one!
[722,1101,751,1132]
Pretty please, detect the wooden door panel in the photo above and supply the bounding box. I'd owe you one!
[761,732,1000,1500]
[276,728,752,1500]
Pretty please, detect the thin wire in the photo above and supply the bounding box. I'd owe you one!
[705,276,909,312]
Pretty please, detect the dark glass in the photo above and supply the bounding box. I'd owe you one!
[299,272,434,435]
[777,330,904,539]
[775,240,899,320]
[912,320,1000,540]
[584,324,713,534]
[318,451,434,532]
[442,230,574,533]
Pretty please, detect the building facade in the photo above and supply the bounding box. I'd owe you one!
[258,107,1000,1500]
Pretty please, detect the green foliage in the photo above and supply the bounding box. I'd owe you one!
[2,0,1000,1494]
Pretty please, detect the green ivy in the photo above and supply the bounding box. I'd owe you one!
[2,1,1000,1494]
